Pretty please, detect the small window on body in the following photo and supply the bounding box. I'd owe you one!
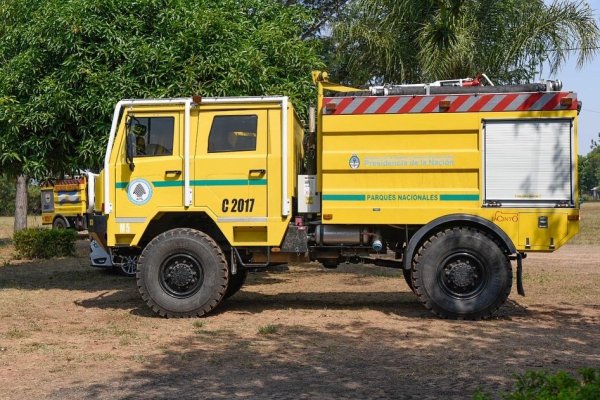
[208,115,258,153]
[131,117,174,157]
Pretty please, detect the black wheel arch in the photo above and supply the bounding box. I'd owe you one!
[139,212,229,250]
[403,214,517,270]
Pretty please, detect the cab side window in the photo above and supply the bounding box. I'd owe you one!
[208,115,258,153]
[131,117,175,157]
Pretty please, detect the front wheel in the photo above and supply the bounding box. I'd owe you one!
[137,228,229,318]
[412,227,512,320]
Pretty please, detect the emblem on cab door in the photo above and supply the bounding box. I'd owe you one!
[349,154,360,169]
[127,178,153,205]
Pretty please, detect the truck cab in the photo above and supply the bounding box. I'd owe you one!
[89,96,304,279]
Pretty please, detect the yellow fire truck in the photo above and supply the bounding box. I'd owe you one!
[41,174,95,230]
[88,72,580,319]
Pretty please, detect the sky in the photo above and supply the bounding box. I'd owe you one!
[545,0,600,155]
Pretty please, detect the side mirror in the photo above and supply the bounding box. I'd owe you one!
[126,133,136,171]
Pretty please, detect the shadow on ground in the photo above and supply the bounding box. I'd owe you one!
[0,249,535,322]
[0,257,133,292]
[50,303,600,400]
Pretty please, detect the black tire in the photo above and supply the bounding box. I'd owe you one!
[319,259,339,269]
[137,228,229,318]
[113,254,139,277]
[403,268,415,293]
[52,217,67,229]
[224,267,248,299]
[412,227,512,320]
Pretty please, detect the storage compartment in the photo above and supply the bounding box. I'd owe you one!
[484,119,573,207]
[233,226,267,242]
[518,213,568,250]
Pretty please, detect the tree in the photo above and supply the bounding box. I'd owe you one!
[0,0,324,231]
[0,174,40,216]
[330,0,600,84]
[0,0,42,231]
[281,0,351,38]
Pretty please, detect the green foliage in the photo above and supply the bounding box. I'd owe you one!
[0,175,41,216]
[282,0,350,39]
[0,0,323,178]
[26,183,41,215]
[0,175,18,216]
[331,0,600,84]
[579,135,600,194]
[13,228,76,258]
[474,368,600,400]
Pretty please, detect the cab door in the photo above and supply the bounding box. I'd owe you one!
[194,110,268,221]
[115,111,183,224]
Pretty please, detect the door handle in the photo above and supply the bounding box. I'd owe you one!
[249,169,266,175]
[165,170,182,176]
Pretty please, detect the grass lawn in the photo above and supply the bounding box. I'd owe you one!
[0,215,598,399]
[0,216,43,240]
[0,216,44,262]
[570,201,600,244]
[0,204,598,399]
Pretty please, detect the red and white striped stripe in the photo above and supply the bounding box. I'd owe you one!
[323,92,577,115]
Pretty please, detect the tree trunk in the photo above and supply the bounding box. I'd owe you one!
[14,174,28,232]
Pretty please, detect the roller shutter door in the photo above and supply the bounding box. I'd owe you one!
[484,119,573,207]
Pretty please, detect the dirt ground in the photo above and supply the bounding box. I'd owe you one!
[0,208,599,399]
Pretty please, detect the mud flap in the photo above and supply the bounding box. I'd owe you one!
[516,252,525,296]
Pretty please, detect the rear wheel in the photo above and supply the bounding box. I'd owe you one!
[412,227,512,320]
[137,228,228,318]
[52,217,67,229]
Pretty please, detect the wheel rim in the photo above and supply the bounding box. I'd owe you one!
[438,252,487,299]
[120,255,138,275]
[159,253,204,299]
